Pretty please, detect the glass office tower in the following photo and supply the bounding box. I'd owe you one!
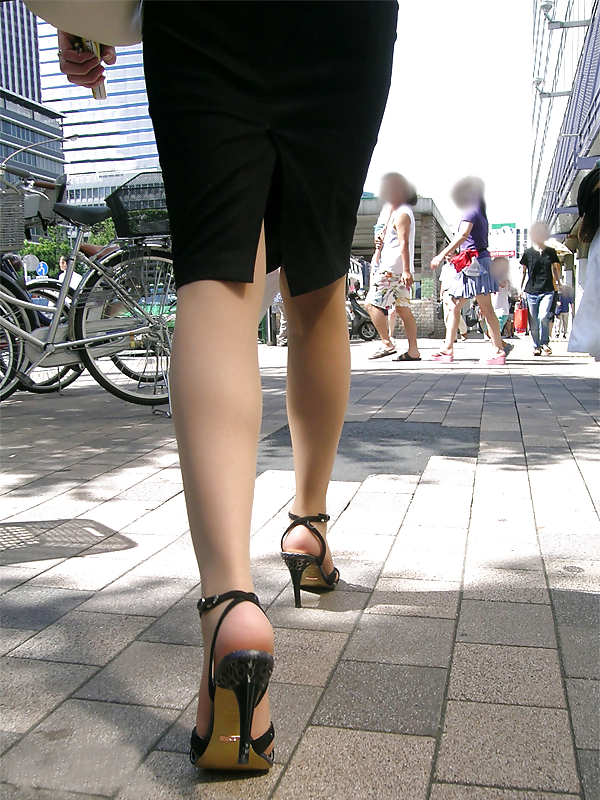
[0,0,41,101]
[37,20,159,202]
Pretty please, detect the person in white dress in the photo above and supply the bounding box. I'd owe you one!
[568,165,600,361]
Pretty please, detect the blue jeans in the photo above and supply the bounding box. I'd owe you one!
[526,292,554,348]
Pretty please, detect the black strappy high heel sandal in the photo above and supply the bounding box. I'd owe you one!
[189,591,275,771]
[280,512,340,608]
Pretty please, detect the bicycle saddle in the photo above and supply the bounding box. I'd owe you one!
[53,203,112,227]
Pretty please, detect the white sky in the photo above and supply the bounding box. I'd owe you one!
[365,0,533,230]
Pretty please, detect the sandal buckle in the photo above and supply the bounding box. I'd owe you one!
[198,594,219,616]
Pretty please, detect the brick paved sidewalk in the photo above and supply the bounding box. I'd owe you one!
[1,336,598,800]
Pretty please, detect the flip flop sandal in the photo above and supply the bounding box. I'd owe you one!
[431,352,454,363]
[369,346,397,360]
[480,353,506,365]
[392,352,421,362]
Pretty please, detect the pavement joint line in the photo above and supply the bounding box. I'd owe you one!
[520,392,586,800]
[425,388,483,800]
[267,458,432,799]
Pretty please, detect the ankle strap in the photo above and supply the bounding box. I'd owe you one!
[197,590,259,617]
[288,512,330,524]
[281,512,330,566]
[197,591,264,701]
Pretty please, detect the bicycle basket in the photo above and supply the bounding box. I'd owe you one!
[0,187,25,251]
[105,172,170,238]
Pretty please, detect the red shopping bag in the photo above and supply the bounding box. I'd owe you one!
[514,301,528,334]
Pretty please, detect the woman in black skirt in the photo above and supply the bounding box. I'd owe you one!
[59,1,397,771]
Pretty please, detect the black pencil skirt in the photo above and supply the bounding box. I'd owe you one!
[142,1,397,296]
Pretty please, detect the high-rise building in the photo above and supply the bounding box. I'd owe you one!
[0,0,41,101]
[0,2,64,183]
[531,0,599,308]
[37,21,159,203]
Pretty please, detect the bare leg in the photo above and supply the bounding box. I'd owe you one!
[396,306,420,358]
[388,307,397,340]
[169,230,274,741]
[476,293,505,354]
[280,274,350,574]
[366,303,395,350]
[443,297,468,351]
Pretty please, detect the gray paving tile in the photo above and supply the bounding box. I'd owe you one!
[0,785,107,800]
[345,614,454,668]
[448,643,566,707]
[74,640,202,709]
[382,546,465,581]
[139,595,199,645]
[272,726,434,800]
[9,611,153,666]
[0,585,93,630]
[1,699,177,796]
[0,627,35,656]
[578,749,599,800]
[558,625,600,679]
[366,578,460,618]
[1,657,96,734]
[117,750,282,799]
[272,627,347,686]
[267,590,368,633]
[457,600,557,648]
[551,589,600,628]
[566,678,600,750]
[545,559,600,593]
[430,786,578,800]
[436,701,580,793]
[463,566,549,604]
[1,732,21,756]
[313,660,446,735]
[78,574,198,617]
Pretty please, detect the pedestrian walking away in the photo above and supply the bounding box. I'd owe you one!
[520,221,561,356]
[365,172,421,362]
[272,291,288,346]
[58,0,397,773]
[440,260,468,341]
[568,164,600,361]
[430,177,507,365]
[553,289,572,339]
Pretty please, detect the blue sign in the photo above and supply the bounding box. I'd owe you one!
[36,261,49,277]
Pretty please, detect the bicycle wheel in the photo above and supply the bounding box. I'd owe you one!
[0,293,26,402]
[73,245,174,405]
[21,280,84,393]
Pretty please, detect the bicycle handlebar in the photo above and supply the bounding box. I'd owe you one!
[0,163,58,191]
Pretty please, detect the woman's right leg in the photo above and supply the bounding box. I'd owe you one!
[526,293,542,348]
[169,231,274,741]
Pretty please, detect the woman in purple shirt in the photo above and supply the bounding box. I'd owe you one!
[430,177,507,364]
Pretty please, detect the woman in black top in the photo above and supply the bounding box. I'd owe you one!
[58,1,397,771]
[520,221,561,355]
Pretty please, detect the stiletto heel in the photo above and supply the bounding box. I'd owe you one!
[280,513,340,609]
[189,591,274,771]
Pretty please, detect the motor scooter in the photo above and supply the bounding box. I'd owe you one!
[347,290,378,341]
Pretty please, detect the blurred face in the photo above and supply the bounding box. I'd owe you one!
[451,177,483,210]
[59,258,67,271]
[530,223,549,247]
[380,175,408,207]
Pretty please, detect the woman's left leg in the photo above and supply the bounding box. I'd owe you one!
[476,293,505,354]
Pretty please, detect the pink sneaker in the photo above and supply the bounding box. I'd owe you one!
[431,352,454,363]
[481,353,506,366]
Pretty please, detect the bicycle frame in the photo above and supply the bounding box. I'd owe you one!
[0,226,166,375]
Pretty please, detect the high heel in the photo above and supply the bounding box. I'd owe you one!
[189,591,274,771]
[280,512,340,608]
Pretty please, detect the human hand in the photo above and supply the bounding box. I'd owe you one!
[430,254,444,270]
[57,30,116,88]
[402,271,413,289]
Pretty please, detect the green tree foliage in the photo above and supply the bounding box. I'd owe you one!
[19,219,115,278]
[19,226,70,278]
[88,218,116,246]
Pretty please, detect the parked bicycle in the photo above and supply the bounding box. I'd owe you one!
[0,169,175,405]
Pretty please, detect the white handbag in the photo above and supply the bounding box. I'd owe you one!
[24,1,142,46]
